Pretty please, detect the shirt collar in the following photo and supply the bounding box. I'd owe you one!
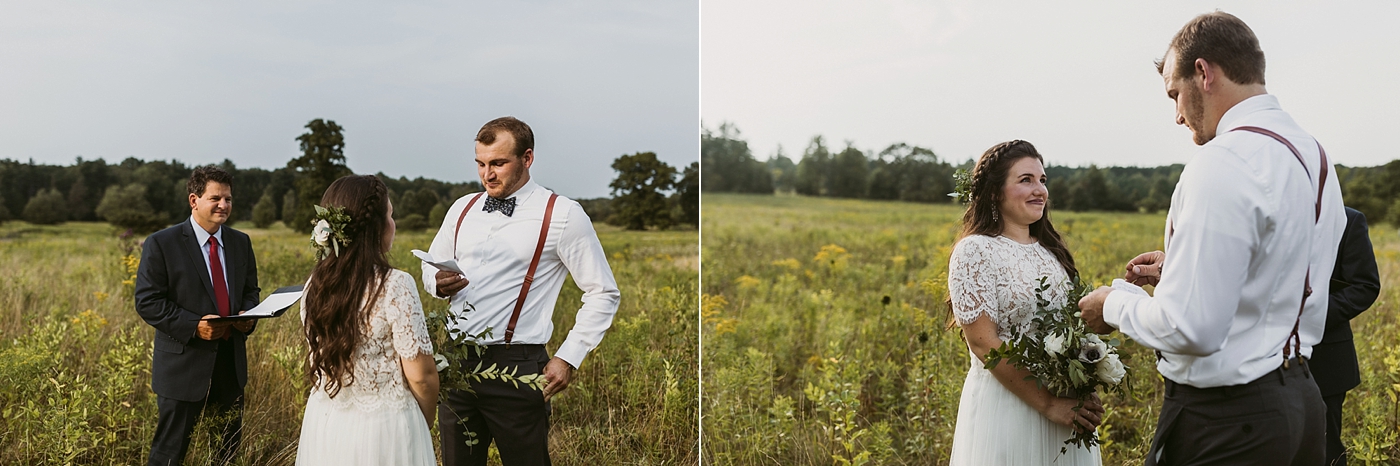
[502,179,542,204]
[1215,93,1281,136]
[189,216,223,247]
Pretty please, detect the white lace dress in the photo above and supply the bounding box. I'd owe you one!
[296,270,436,466]
[946,234,1101,465]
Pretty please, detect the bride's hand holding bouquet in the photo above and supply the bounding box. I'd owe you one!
[983,277,1131,451]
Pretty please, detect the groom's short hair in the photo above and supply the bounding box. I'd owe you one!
[476,117,534,158]
[187,165,233,197]
[1157,11,1266,86]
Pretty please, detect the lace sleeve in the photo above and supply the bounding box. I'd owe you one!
[386,271,434,360]
[948,236,1001,325]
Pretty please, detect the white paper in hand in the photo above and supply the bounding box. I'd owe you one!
[412,249,463,275]
[1110,278,1151,297]
[243,288,304,317]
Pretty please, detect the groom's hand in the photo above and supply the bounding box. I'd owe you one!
[541,357,575,402]
[1124,250,1165,286]
[435,271,469,297]
[1078,287,1114,334]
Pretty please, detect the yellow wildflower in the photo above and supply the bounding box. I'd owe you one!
[813,244,850,271]
[714,318,739,335]
[771,258,802,270]
[734,275,761,290]
[701,294,729,321]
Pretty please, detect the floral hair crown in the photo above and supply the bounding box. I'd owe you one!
[949,168,974,204]
[310,205,352,260]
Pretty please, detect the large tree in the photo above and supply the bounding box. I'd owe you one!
[609,152,677,230]
[252,187,278,228]
[701,123,773,194]
[827,144,868,199]
[673,161,698,226]
[767,147,797,194]
[880,143,954,203]
[287,119,352,232]
[281,189,299,227]
[794,136,831,196]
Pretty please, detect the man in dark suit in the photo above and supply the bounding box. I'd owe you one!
[135,166,260,466]
[1312,206,1381,466]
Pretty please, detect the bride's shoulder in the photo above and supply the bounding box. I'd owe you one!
[952,234,998,254]
[949,235,999,268]
[383,269,417,291]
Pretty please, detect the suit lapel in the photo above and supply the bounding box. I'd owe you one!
[180,220,220,313]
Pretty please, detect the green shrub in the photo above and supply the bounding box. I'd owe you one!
[397,213,427,231]
[22,188,67,225]
[95,184,165,233]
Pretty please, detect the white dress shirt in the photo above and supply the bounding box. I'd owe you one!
[190,216,232,300]
[1102,94,1345,388]
[421,179,621,369]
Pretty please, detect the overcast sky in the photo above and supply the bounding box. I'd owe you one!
[1,1,698,199]
[703,1,1400,168]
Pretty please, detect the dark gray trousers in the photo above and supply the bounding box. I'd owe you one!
[148,340,242,466]
[438,344,552,466]
[1323,392,1347,466]
[1145,358,1325,466]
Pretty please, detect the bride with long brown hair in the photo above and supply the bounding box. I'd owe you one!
[946,140,1103,464]
[295,175,438,465]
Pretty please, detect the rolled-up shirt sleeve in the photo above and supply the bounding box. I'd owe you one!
[552,202,621,368]
[1103,149,1256,357]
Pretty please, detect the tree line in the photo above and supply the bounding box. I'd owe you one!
[703,123,1400,222]
[0,119,696,233]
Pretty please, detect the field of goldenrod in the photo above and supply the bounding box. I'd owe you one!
[701,193,1400,465]
[0,220,697,465]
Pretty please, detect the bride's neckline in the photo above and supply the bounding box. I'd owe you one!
[993,234,1039,246]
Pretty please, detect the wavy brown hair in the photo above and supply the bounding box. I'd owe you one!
[302,175,392,398]
[947,140,1077,327]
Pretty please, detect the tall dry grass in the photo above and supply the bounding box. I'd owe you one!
[701,193,1400,465]
[0,220,698,465]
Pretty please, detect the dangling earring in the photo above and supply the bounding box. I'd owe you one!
[992,209,1000,223]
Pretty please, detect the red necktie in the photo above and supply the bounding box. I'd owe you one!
[209,237,231,318]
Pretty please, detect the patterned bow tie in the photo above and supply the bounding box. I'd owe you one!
[483,196,517,217]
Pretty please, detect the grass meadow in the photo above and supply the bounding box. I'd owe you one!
[0,220,698,465]
[701,193,1400,465]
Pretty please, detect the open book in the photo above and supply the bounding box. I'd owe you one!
[217,285,303,321]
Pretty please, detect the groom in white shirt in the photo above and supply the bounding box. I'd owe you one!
[1078,12,1345,466]
[423,116,621,466]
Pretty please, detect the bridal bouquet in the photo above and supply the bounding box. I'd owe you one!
[983,276,1131,451]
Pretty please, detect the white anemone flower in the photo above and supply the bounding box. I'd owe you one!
[1078,334,1108,364]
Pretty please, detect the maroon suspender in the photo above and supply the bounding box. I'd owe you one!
[453,193,485,248]
[452,191,559,344]
[1229,126,1329,367]
[505,193,558,343]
